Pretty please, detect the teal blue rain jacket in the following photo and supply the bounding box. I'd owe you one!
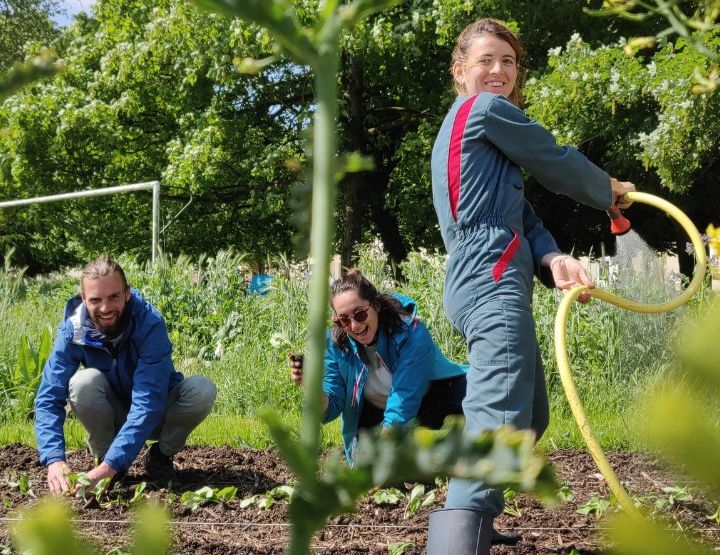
[322,294,467,462]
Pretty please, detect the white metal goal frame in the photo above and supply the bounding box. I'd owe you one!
[0,181,161,263]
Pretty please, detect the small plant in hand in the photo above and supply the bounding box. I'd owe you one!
[240,485,294,511]
[180,485,238,512]
[65,472,118,509]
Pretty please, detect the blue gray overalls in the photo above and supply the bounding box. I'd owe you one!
[428,92,612,553]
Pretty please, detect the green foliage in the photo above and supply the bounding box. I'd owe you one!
[0,0,687,273]
[526,30,720,192]
[0,0,60,73]
[262,409,557,554]
[0,0,301,272]
[0,325,52,421]
[608,298,720,554]
[586,0,719,71]
[129,503,171,555]
[12,498,171,555]
[0,249,26,316]
[11,498,96,555]
[128,482,149,506]
[124,250,250,359]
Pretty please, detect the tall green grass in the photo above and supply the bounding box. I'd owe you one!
[0,245,713,452]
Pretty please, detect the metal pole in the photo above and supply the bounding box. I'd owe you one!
[0,181,161,264]
[151,180,160,264]
[0,182,158,208]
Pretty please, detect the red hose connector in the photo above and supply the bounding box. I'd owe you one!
[607,208,631,236]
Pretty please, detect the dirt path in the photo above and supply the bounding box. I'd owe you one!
[0,445,717,554]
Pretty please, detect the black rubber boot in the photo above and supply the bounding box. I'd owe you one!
[426,508,493,555]
[491,527,521,546]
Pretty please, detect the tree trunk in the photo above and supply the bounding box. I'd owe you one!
[339,51,408,269]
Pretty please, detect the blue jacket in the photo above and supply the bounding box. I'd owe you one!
[34,290,183,472]
[322,294,467,462]
[431,93,612,322]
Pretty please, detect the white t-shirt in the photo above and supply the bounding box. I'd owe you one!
[360,343,392,409]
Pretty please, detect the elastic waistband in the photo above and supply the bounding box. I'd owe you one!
[451,219,515,246]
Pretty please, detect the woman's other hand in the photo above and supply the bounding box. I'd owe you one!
[544,253,594,304]
[289,353,304,385]
[610,178,635,209]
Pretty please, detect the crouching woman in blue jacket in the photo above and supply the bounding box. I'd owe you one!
[289,269,467,463]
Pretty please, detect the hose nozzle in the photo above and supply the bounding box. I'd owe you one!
[607,208,631,236]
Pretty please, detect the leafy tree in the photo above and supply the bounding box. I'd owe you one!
[0,0,60,73]
[0,0,304,272]
[337,0,666,265]
[523,29,720,270]
[0,0,694,271]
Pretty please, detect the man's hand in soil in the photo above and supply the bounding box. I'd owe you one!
[47,460,71,494]
[82,461,117,491]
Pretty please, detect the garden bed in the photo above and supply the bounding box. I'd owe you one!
[0,445,718,554]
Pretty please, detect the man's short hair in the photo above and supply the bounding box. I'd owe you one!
[82,255,129,292]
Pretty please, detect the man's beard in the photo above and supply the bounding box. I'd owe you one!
[90,303,129,337]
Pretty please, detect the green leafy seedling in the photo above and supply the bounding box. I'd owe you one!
[180,486,215,512]
[128,482,148,506]
[181,485,238,512]
[66,472,92,499]
[557,485,574,503]
[388,540,416,555]
[404,484,436,519]
[215,485,239,502]
[373,487,404,505]
[241,485,294,510]
[503,488,522,518]
[660,485,693,507]
[239,494,261,509]
[7,472,34,498]
[434,476,448,492]
[577,494,612,519]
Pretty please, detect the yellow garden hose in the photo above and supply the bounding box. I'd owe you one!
[554,192,707,518]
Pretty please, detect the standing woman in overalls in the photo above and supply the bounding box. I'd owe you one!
[428,18,636,554]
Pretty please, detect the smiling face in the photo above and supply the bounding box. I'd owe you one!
[452,34,518,99]
[81,271,131,336]
[331,290,379,346]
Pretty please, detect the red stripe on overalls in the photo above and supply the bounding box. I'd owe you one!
[492,230,521,283]
[447,95,478,222]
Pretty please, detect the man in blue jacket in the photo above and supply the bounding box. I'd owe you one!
[35,255,217,493]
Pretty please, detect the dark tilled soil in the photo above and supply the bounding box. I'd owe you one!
[0,444,718,554]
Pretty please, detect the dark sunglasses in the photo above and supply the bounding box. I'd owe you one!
[332,305,371,328]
